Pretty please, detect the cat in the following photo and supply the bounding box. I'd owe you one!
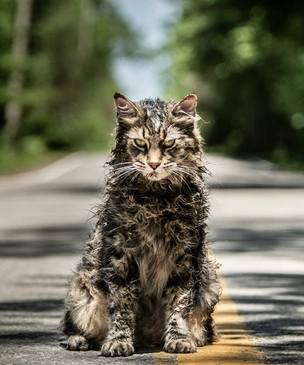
[60,92,221,357]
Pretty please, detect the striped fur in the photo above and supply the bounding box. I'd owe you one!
[61,93,221,357]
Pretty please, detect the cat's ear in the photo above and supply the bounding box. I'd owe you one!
[114,93,139,122]
[172,94,197,118]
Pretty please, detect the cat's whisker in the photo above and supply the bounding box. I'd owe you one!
[115,168,136,178]
[171,170,193,191]
[116,168,137,183]
[170,170,181,182]
[113,168,133,175]
[177,164,199,173]
[110,162,142,183]
[130,171,141,183]
[111,162,133,167]
[179,165,202,177]
[112,165,135,174]
[170,169,188,185]
[133,162,145,171]
[175,166,198,179]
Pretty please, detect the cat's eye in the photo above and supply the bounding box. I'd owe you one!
[134,139,146,148]
[163,139,175,148]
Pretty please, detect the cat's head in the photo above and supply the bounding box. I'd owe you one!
[111,93,204,183]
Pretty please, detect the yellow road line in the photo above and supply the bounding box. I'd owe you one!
[154,278,264,364]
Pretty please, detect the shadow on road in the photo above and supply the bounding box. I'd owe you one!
[0,296,64,349]
[0,298,63,312]
[33,184,102,196]
[212,223,304,257]
[211,220,304,364]
[0,224,92,258]
[223,272,304,365]
[0,331,59,345]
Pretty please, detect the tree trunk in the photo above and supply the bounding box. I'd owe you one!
[4,0,33,143]
[77,0,94,72]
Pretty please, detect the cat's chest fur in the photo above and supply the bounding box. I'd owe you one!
[131,197,174,297]
[104,186,201,298]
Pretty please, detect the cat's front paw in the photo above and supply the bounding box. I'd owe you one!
[65,335,91,351]
[164,338,197,353]
[101,339,134,357]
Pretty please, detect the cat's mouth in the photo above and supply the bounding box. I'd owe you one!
[146,172,162,181]
[144,170,170,181]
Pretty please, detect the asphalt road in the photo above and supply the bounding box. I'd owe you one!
[0,152,303,365]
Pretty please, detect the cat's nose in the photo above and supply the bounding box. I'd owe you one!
[149,162,160,170]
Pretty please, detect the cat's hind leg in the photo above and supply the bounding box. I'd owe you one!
[61,268,109,351]
[188,308,219,347]
[66,334,91,351]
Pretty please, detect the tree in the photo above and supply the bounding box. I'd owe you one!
[0,0,137,152]
[168,0,304,166]
[4,0,33,143]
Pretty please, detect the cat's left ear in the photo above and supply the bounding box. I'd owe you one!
[172,94,197,118]
[114,93,139,122]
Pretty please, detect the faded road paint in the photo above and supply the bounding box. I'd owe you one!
[153,279,264,364]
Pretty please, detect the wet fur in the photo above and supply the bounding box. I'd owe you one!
[61,93,221,356]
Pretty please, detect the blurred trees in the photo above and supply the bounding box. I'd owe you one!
[169,0,304,167]
[0,0,136,165]
[4,0,33,142]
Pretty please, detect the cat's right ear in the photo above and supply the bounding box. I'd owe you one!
[114,93,139,123]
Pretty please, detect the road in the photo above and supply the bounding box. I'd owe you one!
[208,155,304,365]
[0,152,303,364]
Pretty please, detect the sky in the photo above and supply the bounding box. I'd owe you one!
[111,0,179,101]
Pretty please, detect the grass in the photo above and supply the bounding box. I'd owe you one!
[0,132,112,176]
[0,146,65,176]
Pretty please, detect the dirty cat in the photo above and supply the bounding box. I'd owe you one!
[61,93,221,357]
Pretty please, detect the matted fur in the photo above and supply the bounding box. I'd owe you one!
[61,93,221,357]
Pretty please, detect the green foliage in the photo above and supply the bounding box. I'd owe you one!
[0,140,64,175]
[168,0,304,167]
[0,0,137,173]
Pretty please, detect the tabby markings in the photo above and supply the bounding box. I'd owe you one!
[153,278,264,365]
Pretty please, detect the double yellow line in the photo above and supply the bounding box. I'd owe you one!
[154,279,264,364]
